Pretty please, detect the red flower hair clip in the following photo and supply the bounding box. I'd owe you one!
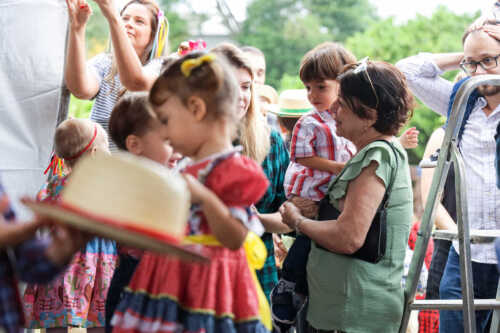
[178,39,207,56]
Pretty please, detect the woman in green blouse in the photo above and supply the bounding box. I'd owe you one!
[281,60,415,333]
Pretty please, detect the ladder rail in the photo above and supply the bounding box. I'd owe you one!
[399,75,500,333]
[451,143,476,332]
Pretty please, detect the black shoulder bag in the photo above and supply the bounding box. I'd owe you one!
[316,140,399,263]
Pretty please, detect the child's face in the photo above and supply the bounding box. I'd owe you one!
[154,93,201,157]
[138,122,174,167]
[304,79,339,112]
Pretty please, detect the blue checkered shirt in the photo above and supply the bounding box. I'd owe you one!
[0,180,61,333]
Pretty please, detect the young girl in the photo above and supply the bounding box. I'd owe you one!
[105,92,176,332]
[111,53,272,332]
[23,119,117,332]
[64,0,168,151]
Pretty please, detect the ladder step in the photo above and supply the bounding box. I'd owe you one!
[410,299,500,311]
[432,229,500,243]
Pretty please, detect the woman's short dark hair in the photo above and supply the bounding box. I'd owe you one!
[339,61,415,136]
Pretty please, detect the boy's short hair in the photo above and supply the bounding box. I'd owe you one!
[299,42,356,83]
[109,92,158,151]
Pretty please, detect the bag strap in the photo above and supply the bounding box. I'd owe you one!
[327,139,399,209]
[375,140,399,209]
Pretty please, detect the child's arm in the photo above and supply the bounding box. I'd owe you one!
[0,196,41,248]
[398,127,419,149]
[296,156,345,175]
[0,220,41,248]
[183,174,248,250]
[255,211,292,233]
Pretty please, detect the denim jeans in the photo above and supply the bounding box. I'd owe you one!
[439,247,499,332]
[426,239,452,300]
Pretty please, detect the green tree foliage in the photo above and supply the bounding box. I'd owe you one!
[303,0,378,41]
[345,6,478,164]
[237,0,374,88]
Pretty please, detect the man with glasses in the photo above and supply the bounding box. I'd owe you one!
[396,19,500,333]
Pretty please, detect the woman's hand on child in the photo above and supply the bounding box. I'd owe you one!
[182,174,208,205]
[399,127,419,149]
[279,202,303,230]
[65,0,92,30]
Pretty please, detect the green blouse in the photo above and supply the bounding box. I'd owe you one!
[306,140,413,333]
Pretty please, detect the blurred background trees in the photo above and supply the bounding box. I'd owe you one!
[71,0,479,163]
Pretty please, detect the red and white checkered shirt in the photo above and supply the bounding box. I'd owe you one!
[284,109,355,201]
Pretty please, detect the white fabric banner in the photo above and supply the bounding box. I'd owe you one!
[0,0,68,219]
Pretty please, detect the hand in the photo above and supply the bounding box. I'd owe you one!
[279,202,304,230]
[273,233,287,267]
[399,127,419,149]
[167,152,183,169]
[65,0,92,30]
[92,0,118,20]
[288,196,318,219]
[182,174,208,205]
[45,224,92,266]
[470,14,495,32]
[482,24,500,41]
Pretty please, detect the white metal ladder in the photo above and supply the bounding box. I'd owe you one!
[399,75,500,333]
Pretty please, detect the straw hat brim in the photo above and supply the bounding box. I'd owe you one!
[22,198,209,262]
[267,104,312,118]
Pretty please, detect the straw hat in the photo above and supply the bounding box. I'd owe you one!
[268,89,313,118]
[256,84,279,105]
[23,152,207,262]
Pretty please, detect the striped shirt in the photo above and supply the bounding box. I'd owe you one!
[397,53,500,264]
[88,53,161,152]
[284,109,355,201]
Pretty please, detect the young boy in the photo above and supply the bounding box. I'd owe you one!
[271,42,357,332]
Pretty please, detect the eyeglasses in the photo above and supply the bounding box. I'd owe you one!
[338,57,379,108]
[460,54,500,74]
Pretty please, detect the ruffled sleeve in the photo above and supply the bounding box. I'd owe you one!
[328,141,397,206]
[87,53,111,87]
[290,115,317,161]
[205,155,270,235]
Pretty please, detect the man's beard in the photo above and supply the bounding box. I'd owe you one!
[478,84,500,96]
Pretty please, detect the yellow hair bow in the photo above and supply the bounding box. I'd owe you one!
[180,53,216,77]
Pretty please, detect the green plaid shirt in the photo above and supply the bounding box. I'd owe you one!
[255,129,290,301]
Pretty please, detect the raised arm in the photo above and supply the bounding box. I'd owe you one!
[93,0,158,91]
[396,53,463,116]
[64,0,100,100]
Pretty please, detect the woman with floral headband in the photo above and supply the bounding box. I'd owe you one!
[64,0,168,151]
